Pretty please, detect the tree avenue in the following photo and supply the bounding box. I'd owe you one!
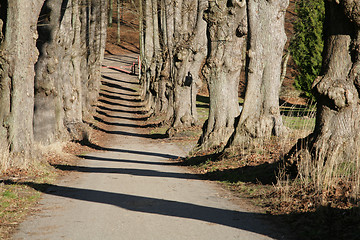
[141,0,360,198]
[0,0,107,169]
[1,0,360,202]
[139,0,207,135]
[141,0,289,152]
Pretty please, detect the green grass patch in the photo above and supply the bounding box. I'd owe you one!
[0,161,61,239]
[282,115,315,131]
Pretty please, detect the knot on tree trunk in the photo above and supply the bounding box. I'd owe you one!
[315,77,357,109]
[342,0,360,26]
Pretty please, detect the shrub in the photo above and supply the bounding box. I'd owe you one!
[290,0,325,100]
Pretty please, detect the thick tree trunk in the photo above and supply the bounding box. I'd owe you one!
[229,0,288,149]
[0,0,45,156]
[141,0,155,113]
[196,0,247,151]
[167,0,207,133]
[81,0,107,121]
[286,1,360,187]
[149,0,165,116]
[34,0,108,144]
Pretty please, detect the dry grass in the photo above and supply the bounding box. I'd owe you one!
[174,102,360,239]
[0,140,10,173]
[0,140,91,239]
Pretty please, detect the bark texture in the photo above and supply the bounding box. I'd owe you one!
[140,0,207,133]
[168,0,207,131]
[34,0,108,144]
[0,0,45,155]
[286,1,360,174]
[0,0,107,170]
[197,0,247,151]
[140,0,157,114]
[229,0,288,149]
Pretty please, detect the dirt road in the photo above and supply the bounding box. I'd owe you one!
[12,55,286,240]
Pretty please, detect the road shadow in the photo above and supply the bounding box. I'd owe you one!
[93,115,163,129]
[102,75,139,86]
[98,94,144,108]
[95,110,148,121]
[96,105,145,114]
[52,164,199,180]
[78,155,179,166]
[101,81,137,93]
[78,139,178,159]
[104,55,138,65]
[101,88,140,97]
[86,121,167,139]
[17,181,283,239]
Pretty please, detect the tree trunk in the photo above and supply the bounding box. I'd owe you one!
[228,0,288,150]
[34,0,108,144]
[286,1,360,187]
[140,0,155,112]
[81,0,108,121]
[167,0,207,133]
[108,0,113,26]
[0,0,45,156]
[117,0,121,44]
[196,0,247,151]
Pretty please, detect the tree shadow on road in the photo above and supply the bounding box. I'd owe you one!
[77,139,179,159]
[101,81,138,94]
[16,181,284,239]
[52,164,199,180]
[77,155,179,166]
[102,75,139,86]
[101,88,140,97]
[86,121,167,139]
[95,109,148,121]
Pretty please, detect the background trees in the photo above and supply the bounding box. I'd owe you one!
[139,0,207,134]
[290,0,325,99]
[140,0,289,152]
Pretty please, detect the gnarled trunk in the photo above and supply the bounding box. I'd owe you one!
[196,0,247,151]
[168,0,207,132]
[34,0,108,144]
[286,1,360,191]
[229,0,288,149]
[0,0,45,156]
[140,0,156,114]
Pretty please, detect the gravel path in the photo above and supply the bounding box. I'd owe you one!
[12,55,286,240]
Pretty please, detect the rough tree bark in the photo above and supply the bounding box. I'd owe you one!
[140,0,156,113]
[167,0,207,132]
[196,0,247,151]
[34,0,107,144]
[286,1,360,174]
[228,0,288,149]
[81,0,108,121]
[0,0,45,156]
